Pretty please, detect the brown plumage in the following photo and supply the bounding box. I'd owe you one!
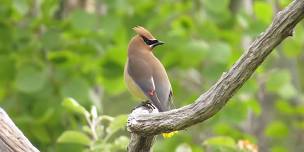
[124,26,172,112]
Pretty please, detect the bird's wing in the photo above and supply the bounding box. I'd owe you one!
[168,90,174,108]
[152,77,172,111]
[127,57,165,111]
[151,58,173,111]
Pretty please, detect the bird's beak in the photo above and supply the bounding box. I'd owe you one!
[157,41,165,45]
[151,40,165,48]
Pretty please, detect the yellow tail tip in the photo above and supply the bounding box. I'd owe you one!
[162,131,178,138]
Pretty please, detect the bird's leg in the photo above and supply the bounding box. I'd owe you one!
[132,100,156,111]
[142,100,156,110]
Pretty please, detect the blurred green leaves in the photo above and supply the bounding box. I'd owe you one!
[275,100,294,115]
[202,0,232,25]
[203,136,236,149]
[59,98,128,151]
[12,0,29,18]
[62,98,89,116]
[254,1,273,23]
[0,56,15,85]
[208,41,231,64]
[266,70,297,99]
[57,130,91,146]
[106,115,127,135]
[69,10,98,33]
[61,77,90,104]
[15,66,47,93]
[265,121,289,138]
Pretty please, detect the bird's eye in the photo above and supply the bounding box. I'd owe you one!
[141,36,158,46]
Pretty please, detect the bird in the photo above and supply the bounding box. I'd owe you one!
[124,26,177,138]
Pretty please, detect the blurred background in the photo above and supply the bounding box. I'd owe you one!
[0,0,304,151]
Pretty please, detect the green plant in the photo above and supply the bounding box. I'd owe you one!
[58,98,128,152]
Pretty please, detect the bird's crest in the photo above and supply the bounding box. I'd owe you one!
[132,26,155,39]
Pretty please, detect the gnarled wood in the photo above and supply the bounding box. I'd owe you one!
[127,0,304,151]
[0,108,39,152]
[128,105,158,152]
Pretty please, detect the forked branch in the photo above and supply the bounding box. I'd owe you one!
[127,0,304,151]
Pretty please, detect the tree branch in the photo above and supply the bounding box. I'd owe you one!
[0,108,39,152]
[127,0,304,151]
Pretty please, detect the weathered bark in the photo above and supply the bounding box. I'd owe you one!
[0,108,39,152]
[127,105,158,152]
[127,0,304,151]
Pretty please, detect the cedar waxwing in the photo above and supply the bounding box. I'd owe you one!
[124,26,172,112]
[124,26,177,138]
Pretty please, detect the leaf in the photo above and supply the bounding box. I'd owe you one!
[208,41,231,64]
[202,0,231,25]
[282,38,302,57]
[105,28,128,65]
[171,15,194,37]
[181,40,209,67]
[99,115,114,122]
[295,121,304,130]
[176,143,192,152]
[212,123,242,138]
[37,108,55,124]
[32,126,51,143]
[278,82,297,99]
[62,97,89,117]
[219,99,247,124]
[69,10,98,32]
[271,146,288,152]
[15,66,47,93]
[61,77,90,104]
[57,130,91,146]
[275,100,294,115]
[106,115,128,134]
[41,30,61,50]
[278,0,290,7]
[203,0,229,13]
[114,136,129,150]
[296,105,304,115]
[203,136,236,149]
[245,99,261,116]
[12,0,29,17]
[254,1,273,23]
[41,0,59,18]
[237,14,249,29]
[0,55,15,85]
[265,121,289,138]
[265,69,296,99]
[82,126,92,135]
[97,75,125,95]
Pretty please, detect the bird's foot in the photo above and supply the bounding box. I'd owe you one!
[132,100,156,112]
[142,100,156,110]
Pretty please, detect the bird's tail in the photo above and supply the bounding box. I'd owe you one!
[162,131,178,138]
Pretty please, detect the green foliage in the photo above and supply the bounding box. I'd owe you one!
[15,66,47,93]
[265,121,289,138]
[106,115,128,135]
[62,98,89,116]
[203,136,237,149]
[203,136,258,152]
[58,130,91,146]
[254,1,273,23]
[59,98,128,152]
[266,69,297,99]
